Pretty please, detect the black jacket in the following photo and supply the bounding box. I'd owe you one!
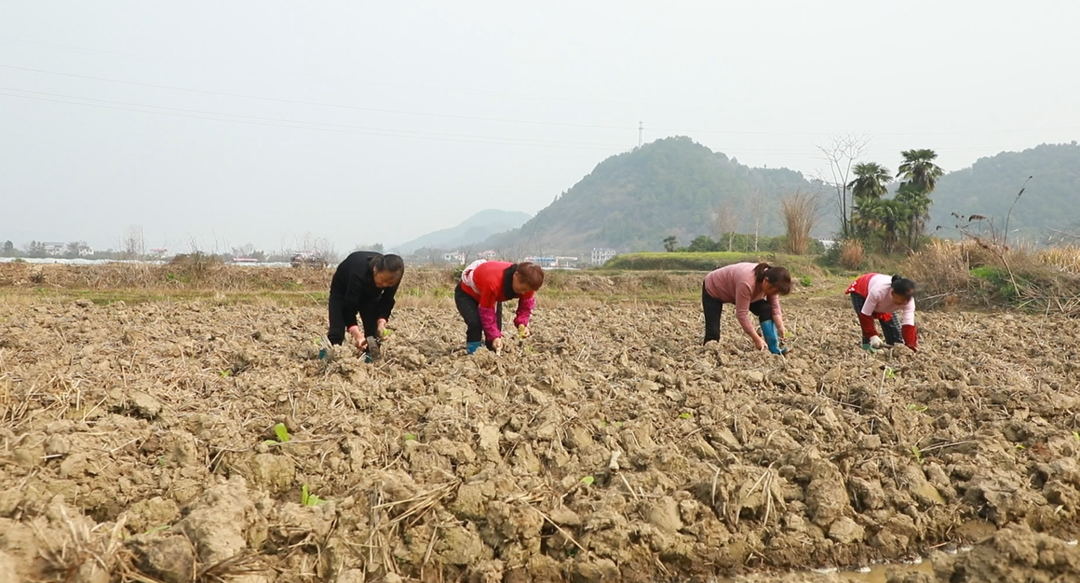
[329,251,398,328]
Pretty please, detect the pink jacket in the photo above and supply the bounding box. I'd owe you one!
[703,262,784,335]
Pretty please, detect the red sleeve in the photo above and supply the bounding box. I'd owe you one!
[858,312,877,338]
[902,325,918,351]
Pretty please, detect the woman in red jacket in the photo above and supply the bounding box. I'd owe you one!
[845,273,918,352]
[455,260,545,354]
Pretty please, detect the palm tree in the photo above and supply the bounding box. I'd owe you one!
[873,199,911,254]
[896,149,944,249]
[848,162,892,241]
[897,149,944,192]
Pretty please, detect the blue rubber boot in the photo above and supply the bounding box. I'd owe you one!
[466,341,483,355]
[760,320,788,355]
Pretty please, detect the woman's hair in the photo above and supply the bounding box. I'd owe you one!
[753,263,792,295]
[515,262,545,291]
[373,253,405,277]
[890,274,916,299]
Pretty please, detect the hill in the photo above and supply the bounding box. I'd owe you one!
[479,137,824,256]
[393,209,531,255]
[928,142,1080,240]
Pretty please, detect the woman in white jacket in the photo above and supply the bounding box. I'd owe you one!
[845,273,918,352]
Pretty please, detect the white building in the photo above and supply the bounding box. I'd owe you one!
[41,242,66,257]
[442,251,466,264]
[524,256,578,269]
[477,250,498,260]
[591,247,617,266]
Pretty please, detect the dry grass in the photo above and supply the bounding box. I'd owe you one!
[1038,245,1080,275]
[0,263,712,303]
[837,239,865,271]
[780,191,822,255]
[905,239,1080,314]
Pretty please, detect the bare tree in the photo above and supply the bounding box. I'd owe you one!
[815,133,870,239]
[750,188,763,252]
[295,232,337,263]
[714,203,742,251]
[120,225,145,260]
[781,190,824,255]
[231,243,256,258]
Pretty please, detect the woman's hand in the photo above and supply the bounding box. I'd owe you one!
[348,325,365,350]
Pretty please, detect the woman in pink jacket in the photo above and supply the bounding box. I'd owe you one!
[845,273,917,352]
[702,262,792,353]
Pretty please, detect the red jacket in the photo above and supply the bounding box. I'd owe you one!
[460,260,535,339]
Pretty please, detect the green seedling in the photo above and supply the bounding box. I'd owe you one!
[907,404,928,412]
[1015,444,1026,450]
[580,476,595,486]
[911,445,924,465]
[1073,431,1080,441]
[143,525,170,536]
[301,484,326,506]
[265,423,291,445]
[885,367,897,379]
[679,412,693,419]
[219,369,231,377]
[517,325,526,339]
[404,433,418,442]
[382,328,393,338]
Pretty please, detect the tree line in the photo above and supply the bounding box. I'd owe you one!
[845,148,943,253]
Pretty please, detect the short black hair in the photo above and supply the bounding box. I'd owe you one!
[374,254,404,276]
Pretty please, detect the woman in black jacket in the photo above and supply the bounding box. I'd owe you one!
[327,251,404,359]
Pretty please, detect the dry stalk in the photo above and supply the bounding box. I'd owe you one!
[525,503,586,553]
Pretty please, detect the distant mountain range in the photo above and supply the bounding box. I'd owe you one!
[478,137,823,255]
[927,142,1080,240]
[399,139,1080,259]
[392,209,532,255]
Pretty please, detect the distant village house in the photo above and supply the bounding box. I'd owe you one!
[591,247,617,266]
[41,242,66,257]
[524,256,578,269]
[442,251,466,264]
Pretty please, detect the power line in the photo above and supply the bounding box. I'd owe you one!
[0,64,636,131]
[0,35,639,106]
[0,88,633,150]
[5,62,1074,140]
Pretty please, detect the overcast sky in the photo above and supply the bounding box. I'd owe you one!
[2,1,1077,254]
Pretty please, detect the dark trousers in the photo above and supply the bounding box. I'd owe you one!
[849,292,902,344]
[702,284,774,344]
[327,292,380,346]
[455,285,502,347]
